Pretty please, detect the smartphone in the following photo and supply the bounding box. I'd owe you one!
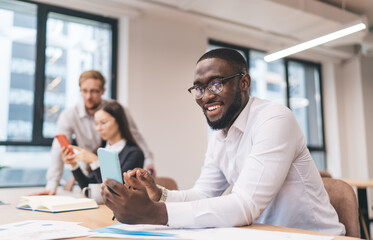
[97,148,123,184]
[55,134,73,154]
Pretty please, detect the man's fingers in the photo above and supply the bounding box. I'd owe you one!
[101,186,118,211]
[127,168,143,178]
[101,183,113,200]
[136,169,156,187]
[124,172,145,190]
[104,178,129,196]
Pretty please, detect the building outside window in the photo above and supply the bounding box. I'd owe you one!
[209,40,326,169]
[0,0,118,187]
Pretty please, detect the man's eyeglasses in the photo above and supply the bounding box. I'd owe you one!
[80,89,101,95]
[188,72,244,99]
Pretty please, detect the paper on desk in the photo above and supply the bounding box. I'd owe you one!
[176,228,336,240]
[0,220,92,240]
[90,223,335,240]
[90,223,180,239]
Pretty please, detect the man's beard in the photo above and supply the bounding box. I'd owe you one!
[86,102,101,111]
[206,92,242,130]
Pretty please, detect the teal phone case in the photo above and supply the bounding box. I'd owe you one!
[97,148,123,183]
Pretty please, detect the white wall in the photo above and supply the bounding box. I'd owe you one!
[124,13,208,189]
[361,56,373,179]
[334,56,369,179]
[321,62,342,177]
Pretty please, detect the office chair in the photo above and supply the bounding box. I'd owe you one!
[155,177,178,190]
[322,178,360,238]
[319,170,332,178]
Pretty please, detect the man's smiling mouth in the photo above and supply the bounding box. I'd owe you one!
[207,104,221,111]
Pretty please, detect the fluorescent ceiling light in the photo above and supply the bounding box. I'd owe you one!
[264,23,366,62]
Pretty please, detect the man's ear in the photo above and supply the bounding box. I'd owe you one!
[240,74,251,91]
[101,87,106,96]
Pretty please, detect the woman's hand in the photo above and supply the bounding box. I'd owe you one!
[61,146,77,168]
[70,146,98,164]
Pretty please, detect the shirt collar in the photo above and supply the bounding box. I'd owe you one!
[216,97,254,140]
[105,139,126,153]
[78,102,89,118]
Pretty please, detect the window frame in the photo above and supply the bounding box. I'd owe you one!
[209,39,327,168]
[0,0,118,147]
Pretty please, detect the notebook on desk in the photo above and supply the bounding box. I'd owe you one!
[17,195,98,213]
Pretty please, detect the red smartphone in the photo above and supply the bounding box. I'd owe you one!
[55,134,73,154]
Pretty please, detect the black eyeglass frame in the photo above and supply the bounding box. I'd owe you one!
[188,72,244,99]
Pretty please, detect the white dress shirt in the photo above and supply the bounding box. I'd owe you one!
[46,100,153,191]
[105,139,126,153]
[165,97,345,235]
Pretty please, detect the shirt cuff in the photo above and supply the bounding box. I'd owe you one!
[143,158,153,168]
[70,164,80,171]
[45,181,58,191]
[165,202,195,228]
[90,161,100,170]
[164,190,180,202]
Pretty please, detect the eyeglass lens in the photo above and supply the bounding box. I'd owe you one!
[192,80,224,99]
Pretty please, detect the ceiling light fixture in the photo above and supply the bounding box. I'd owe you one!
[264,22,367,62]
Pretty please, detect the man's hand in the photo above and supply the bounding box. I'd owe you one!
[101,178,168,225]
[70,146,98,164]
[125,168,162,201]
[28,189,56,196]
[144,164,156,177]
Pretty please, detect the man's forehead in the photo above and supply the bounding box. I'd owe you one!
[194,58,230,80]
[80,78,102,89]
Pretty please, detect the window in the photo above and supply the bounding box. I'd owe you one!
[249,50,287,106]
[287,60,325,168]
[43,12,114,138]
[209,40,326,169]
[0,0,118,187]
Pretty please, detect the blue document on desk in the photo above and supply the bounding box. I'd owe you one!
[90,223,177,238]
[90,224,335,240]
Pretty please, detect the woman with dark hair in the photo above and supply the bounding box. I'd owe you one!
[61,101,144,189]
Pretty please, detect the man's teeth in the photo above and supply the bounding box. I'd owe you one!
[207,105,220,111]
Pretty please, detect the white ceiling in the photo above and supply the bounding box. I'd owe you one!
[111,0,372,57]
[319,0,373,22]
[50,0,371,58]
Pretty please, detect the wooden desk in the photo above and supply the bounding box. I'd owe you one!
[342,179,373,239]
[0,187,360,240]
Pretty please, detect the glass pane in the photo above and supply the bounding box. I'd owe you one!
[310,150,326,170]
[249,50,286,105]
[0,0,37,142]
[0,146,72,187]
[288,61,323,147]
[43,12,113,138]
